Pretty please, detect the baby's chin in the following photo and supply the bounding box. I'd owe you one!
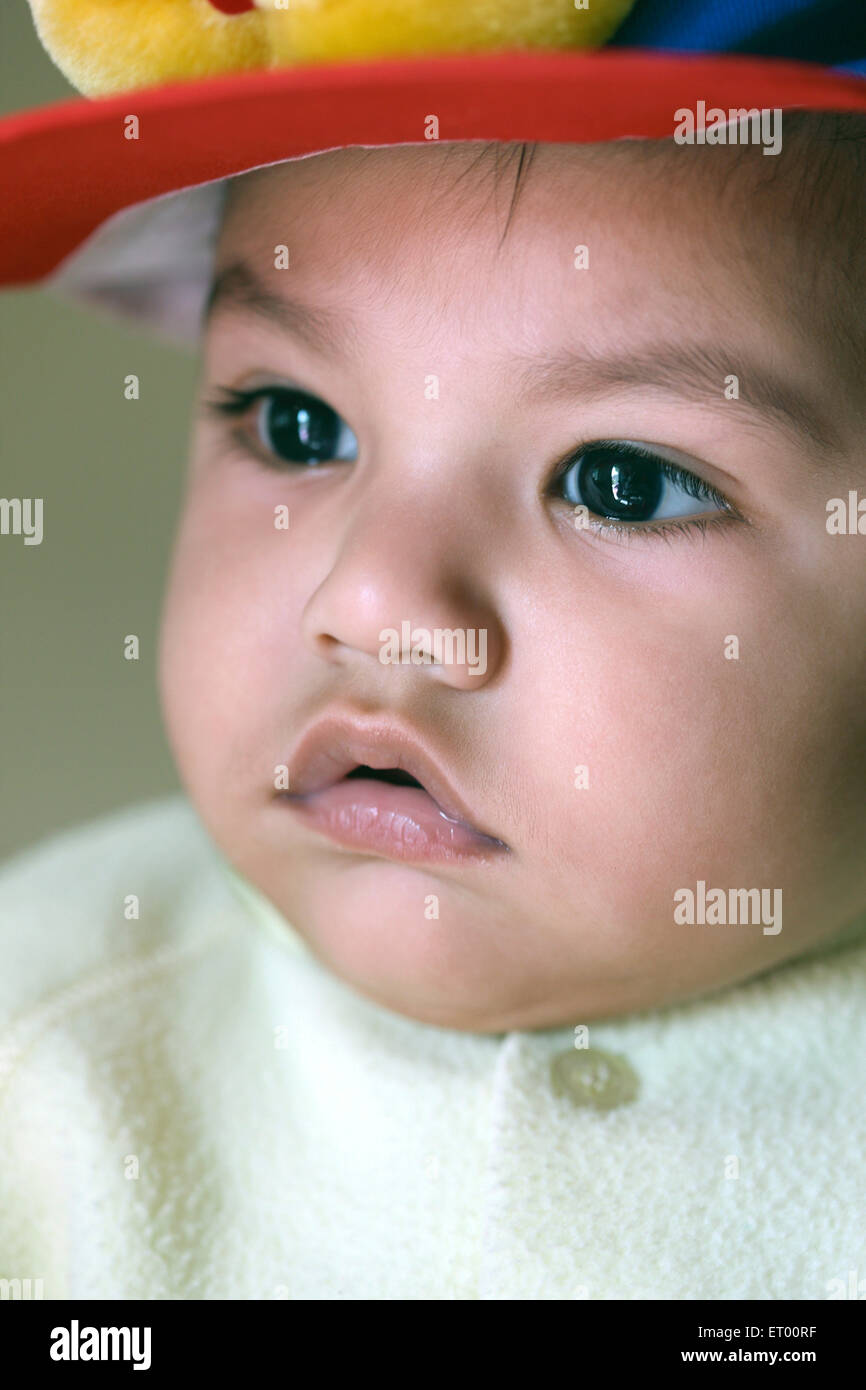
[258,862,544,1032]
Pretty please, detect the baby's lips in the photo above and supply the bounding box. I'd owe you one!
[282,710,508,846]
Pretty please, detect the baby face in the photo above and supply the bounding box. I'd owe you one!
[158,137,866,1031]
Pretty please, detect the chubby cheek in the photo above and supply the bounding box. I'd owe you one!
[527,568,836,986]
[519,632,738,966]
[157,481,305,842]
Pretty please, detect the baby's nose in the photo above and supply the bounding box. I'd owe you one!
[299,489,505,690]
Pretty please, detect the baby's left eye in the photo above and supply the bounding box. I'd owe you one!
[555,441,730,526]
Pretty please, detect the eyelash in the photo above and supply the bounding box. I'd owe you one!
[202,385,742,544]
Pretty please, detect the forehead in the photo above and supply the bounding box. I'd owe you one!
[215,141,787,340]
[218,139,767,261]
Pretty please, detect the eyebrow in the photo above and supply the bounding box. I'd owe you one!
[203,259,357,359]
[510,343,843,457]
[204,260,842,457]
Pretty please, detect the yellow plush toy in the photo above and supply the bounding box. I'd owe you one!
[29,0,637,96]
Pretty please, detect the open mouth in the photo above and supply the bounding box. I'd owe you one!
[344,765,424,788]
[280,745,508,864]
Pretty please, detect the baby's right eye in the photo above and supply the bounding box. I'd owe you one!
[204,385,359,467]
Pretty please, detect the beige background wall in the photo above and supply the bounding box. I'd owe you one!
[1,5,194,860]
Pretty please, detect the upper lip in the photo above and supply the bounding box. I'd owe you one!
[282,711,506,844]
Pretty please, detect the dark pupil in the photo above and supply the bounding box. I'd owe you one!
[264,391,339,463]
[578,449,663,521]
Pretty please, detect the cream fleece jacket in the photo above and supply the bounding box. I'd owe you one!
[0,795,864,1300]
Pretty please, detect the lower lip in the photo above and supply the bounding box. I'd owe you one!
[278,779,507,864]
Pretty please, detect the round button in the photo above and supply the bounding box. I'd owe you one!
[550,1046,639,1111]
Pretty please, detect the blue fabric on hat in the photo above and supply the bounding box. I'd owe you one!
[609,0,866,76]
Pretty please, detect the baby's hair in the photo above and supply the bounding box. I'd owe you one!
[466,112,865,233]
[710,110,866,399]
[439,139,539,245]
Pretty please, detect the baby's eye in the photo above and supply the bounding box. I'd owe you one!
[205,385,359,466]
[555,441,730,527]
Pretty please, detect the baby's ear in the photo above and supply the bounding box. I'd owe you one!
[27,0,638,96]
